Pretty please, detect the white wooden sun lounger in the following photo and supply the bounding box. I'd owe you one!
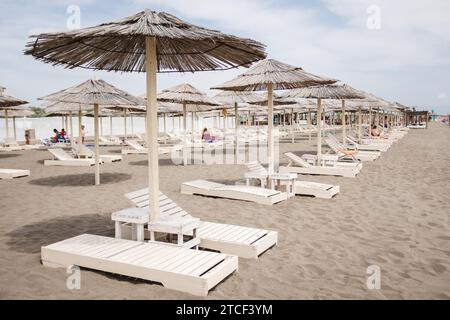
[279,152,361,178]
[245,162,339,199]
[345,135,390,152]
[122,139,179,155]
[325,136,380,162]
[125,189,278,258]
[0,169,30,179]
[181,179,287,205]
[99,136,122,146]
[73,145,122,163]
[41,234,238,296]
[44,148,97,166]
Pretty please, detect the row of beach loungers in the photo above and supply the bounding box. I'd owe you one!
[3,126,408,296]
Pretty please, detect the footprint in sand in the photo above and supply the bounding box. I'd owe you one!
[430,263,447,274]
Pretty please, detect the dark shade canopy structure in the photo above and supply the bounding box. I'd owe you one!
[24,9,266,73]
[25,8,267,220]
[212,59,337,172]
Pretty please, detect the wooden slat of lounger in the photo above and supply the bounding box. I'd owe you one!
[220,226,259,242]
[198,223,235,238]
[236,229,269,244]
[174,252,225,276]
[296,181,334,190]
[226,228,264,243]
[72,238,135,257]
[134,243,194,266]
[51,235,112,253]
[209,224,244,239]
[243,231,271,245]
[113,244,168,264]
[197,222,226,235]
[170,252,226,276]
[156,250,208,271]
[217,185,281,197]
[138,248,199,269]
[166,252,218,273]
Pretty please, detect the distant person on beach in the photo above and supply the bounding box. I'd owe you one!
[25,133,30,145]
[202,128,215,143]
[80,125,86,144]
[371,125,385,139]
[51,129,60,143]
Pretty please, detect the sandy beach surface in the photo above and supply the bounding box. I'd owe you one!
[0,123,449,299]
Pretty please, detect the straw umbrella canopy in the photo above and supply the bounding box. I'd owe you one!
[212,58,336,172]
[39,78,144,185]
[157,83,219,165]
[0,87,29,141]
[282,84,365,163]
[25,9,266,221]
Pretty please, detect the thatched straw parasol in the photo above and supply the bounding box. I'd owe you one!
[39,78,144,185]
[158,83,219,165]
[0,86,29,141]
[25,9,266,220]
[283,84,365,163]
[212,59,337,172]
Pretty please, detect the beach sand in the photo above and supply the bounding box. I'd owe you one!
[0,123,449,299]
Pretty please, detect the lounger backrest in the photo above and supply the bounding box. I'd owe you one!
[284,152,312,168]
[73,144,94,156]
[245,161,267,175]
[48,148,73,160]
[125,188,191,219]
[126,139,146,150]
[324,136,343,153]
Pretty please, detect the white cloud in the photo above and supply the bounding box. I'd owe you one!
[438,93,447,100]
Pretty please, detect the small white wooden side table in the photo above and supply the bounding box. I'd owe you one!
[112,208,149,242]
[269,173,298,199]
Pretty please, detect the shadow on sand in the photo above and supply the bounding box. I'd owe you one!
[0,153,21,159]
[6,214,114,254]
[28,173,132,187]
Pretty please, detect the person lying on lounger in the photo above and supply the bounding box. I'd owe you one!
[371,125,385,139]
[202,128,216,143]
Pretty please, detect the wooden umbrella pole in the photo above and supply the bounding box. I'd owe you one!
[4,109,9,140]
[12,116,16,141]
[69,111,73,140]
[94,104,100,186]
[191,111,195,142]
[163,113,167,135]
[291,108,295,143]
[146,36,160,220]
[234,102,238,164]
[78,105,82,145]
[130,113,134,136]
[123,109,127,140]
[342,100,346,145]
[172,114,175,132]
[109,116,113,138]
[307,110,311,141]
[267,83,274,174]
[317,98,322,165]
[358,106,362,142]
[183,102,187,166]
[99,114,103,137]
[65,113,69,132]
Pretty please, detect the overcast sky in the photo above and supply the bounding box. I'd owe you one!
[1,0,449,113]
